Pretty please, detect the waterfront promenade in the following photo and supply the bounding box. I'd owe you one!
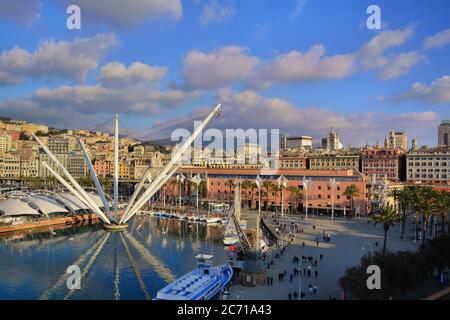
[229,214,420,300]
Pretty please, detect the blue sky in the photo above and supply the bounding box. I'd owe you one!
[0,0,449,146]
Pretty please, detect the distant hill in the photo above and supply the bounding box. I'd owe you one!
[141,140,170,153]
[152,138,176,146]
[0,116,12,122]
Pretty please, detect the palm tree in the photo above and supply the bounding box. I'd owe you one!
[262,181,274,212]
[396,187,414,236]
[287,186,303,214]
[224,179,235,203]
[372,203,399,256]
[416,188,437,245]
[270,184,281,213]
[431,190,450,236]
[343,184,360,214]
[241,180,252,208]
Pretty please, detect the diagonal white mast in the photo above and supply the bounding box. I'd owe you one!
[120,103,221,224]
[42,162,104,218]
[33,133,111,224]
[78,137,115,223]
[122,164,180,224]
[123,166,152,218]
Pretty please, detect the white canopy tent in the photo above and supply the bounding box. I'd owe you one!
[29,195,69,215]
[0,198,41,217]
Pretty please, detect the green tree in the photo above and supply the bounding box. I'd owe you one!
[372,203,399,256]
[343,184,360,214]
[241,180,252,208]
[224,179,235,203]
[270,183,281,213]
[262,180,274,212]
[287,185,303,214]
[396,187,415,236]
[431,190,450,236]
[416,188,438,245]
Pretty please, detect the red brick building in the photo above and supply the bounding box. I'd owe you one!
[167,168,368,216]
[361,148,405,182]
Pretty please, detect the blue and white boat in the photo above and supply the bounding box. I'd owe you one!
[154,254,233,300]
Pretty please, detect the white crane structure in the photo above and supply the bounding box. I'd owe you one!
[119,103,221,225]
[33,104,221,229]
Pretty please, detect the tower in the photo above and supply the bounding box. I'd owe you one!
[412,137,418,150]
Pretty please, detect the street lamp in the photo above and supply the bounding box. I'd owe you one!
[190,174,202,213]
[255,174,263,251]
[277,175,288,218]
[302,178,312,220]
[176,173,186,208]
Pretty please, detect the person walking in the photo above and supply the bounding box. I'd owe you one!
[320,254,323,261]
[315,237,319,247]
[308,284,314,295]
[314,270,318,278]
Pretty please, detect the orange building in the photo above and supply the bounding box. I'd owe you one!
[168,168,368,216]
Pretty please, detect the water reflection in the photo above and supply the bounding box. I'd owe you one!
[0,216,225,300]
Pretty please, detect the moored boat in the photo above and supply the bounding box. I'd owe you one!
[154,254,233,300]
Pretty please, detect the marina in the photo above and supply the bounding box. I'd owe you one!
[0,215,228,300]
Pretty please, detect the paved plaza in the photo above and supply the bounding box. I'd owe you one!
[229,214,420,300]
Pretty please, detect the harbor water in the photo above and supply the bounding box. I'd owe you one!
[0,215,226,300]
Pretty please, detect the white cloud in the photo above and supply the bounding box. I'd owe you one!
[0,0,42,26]
[251,45,356,88]
[357,27,425,79]
[0,33,118,85]
[98,62,168,87]
[378,51,425,80]
[290,0,307,20]
[423,28,450,50]
[359,27,415,69]
[143,90,438,145]
[0,83,200,128]
[181,46,260,89]
[198,0,235,26]
[60,0,182,29]
[390,75,450,104]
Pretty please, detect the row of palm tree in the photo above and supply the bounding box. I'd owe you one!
[374,186,450,256]
[222,179,362,215]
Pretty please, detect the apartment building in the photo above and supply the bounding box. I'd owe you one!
[308,153,360,171]
[406,147,450,185]
[361,148,405,182]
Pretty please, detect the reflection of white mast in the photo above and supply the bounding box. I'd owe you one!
[40,231,108,300]
[123,231,176,283]
[64,232,111,300]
